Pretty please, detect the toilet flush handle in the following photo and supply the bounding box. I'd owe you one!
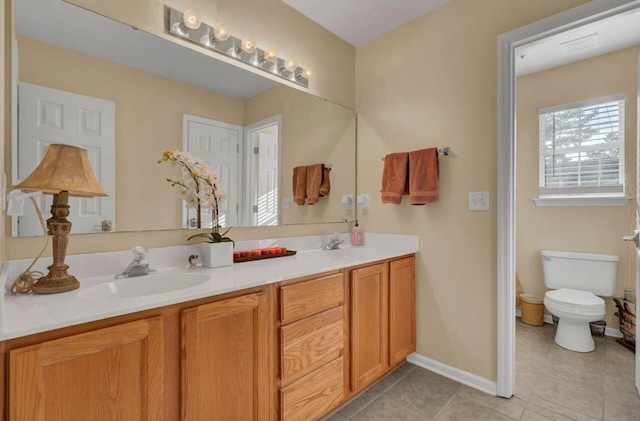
[623,231,639,248]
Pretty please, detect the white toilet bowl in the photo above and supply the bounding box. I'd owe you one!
[540,250,617,353]
[544,288,606,352]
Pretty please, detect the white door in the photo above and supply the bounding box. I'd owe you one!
[16,82,115,236]
[257,133,278,226]
[183,114,241,228]
[636,54,640,395]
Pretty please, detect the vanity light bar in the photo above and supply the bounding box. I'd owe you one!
[167,7,310,88]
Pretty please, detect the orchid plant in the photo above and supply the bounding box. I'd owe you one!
[158,150,232,244]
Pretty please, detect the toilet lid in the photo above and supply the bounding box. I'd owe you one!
[545,288,604,308]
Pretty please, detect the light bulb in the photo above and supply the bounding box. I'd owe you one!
[284,57,297,72]
[241,36,256,54]
[213,23,230,41]
[182,9,202,30]
[301,67,313,79]
[264,48,278,62]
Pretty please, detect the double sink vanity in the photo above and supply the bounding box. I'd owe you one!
[0,233,418,420]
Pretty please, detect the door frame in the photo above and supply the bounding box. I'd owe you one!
[496,0,640,398]
[242,115,281,226]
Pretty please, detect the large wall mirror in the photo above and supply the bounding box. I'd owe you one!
[9,0,356,237]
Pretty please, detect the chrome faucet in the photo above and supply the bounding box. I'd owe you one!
[116,246,157,278]
[324,233,344,250]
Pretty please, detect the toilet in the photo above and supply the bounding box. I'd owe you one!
[540,250,618,352]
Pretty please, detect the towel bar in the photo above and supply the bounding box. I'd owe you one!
[380,147,450,161]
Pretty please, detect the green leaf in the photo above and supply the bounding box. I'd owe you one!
[186,232,214,242]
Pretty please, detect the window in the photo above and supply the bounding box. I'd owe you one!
[537,94,625,203]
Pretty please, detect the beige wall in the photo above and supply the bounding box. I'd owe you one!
[13,35,244,233]
[67,0,355,109]
[516,46,640,329]
[356,0,589,380]
[4,0,356,259]
[245,85,356,225]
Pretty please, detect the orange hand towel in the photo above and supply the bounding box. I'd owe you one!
[409,148,439,205]
[292,166,307,205]
[381,153,409,204]
[306,163,323,205]
[319,166,331,197]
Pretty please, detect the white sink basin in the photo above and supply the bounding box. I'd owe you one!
[78,273,210,299]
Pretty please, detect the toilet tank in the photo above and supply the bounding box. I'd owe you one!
[540,250,618,296]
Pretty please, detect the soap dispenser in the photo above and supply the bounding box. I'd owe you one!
[351,220,362,246]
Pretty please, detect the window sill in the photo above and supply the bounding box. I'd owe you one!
[533,196,632,207]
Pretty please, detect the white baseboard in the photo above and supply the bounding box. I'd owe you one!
[406,352,497,396]
[515,308,623,338]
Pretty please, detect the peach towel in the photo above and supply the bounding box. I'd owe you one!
[381,153,409,204]
[293,166,307,205]
[409,148,439,205]
[319,166,331,197]
[306,164,323,205]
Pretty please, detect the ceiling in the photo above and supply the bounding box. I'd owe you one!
[516,8,640,76]
[282,0,451,46]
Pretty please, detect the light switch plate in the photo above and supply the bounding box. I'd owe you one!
[469,191,489,211]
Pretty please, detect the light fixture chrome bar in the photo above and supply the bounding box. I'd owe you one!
[167,7,309,88]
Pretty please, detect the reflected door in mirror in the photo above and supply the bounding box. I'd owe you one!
[184,115,241,228]
[16,82,115,236]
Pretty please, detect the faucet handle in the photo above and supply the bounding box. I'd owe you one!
[131,246,149,259]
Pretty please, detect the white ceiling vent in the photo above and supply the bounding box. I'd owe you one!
[560,33,600,56]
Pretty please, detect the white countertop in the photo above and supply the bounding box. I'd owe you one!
[0,233,418,340]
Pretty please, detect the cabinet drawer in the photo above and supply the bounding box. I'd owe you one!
[281,306,344,381]
[281,272,344,322]
[281,357,344,421]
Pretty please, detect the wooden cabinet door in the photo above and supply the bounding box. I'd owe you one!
[181,291,271,421]
[389,256,416,366]
[9,317,165,421]
[350,262,389,392]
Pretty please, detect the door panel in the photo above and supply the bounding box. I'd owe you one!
[184,115,241,228]
[8,317,164,421]
[181,292,271,420]
[350,263,389,392]
[17,82,115,236]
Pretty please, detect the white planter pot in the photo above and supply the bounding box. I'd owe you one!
[200,242,233,268]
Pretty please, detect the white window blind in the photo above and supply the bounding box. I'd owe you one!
[538,94,625,197]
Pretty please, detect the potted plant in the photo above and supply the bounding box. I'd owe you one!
[159,150,233,267]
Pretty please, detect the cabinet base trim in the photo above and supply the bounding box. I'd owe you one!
[406,352,497,396]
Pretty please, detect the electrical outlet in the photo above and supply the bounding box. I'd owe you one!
[282,197,290,209]
[469,191,489,211]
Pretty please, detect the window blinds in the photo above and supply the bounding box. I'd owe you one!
[538,94,625,196]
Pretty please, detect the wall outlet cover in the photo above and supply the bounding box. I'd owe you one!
[469,191,490,211]
[282,197,290,209]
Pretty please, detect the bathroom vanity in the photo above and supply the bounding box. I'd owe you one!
[0,234,417,420]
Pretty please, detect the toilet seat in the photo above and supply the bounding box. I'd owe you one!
[544,289,605,318]
[545,288,604,308]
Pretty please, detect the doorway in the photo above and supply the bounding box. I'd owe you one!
[243,116,281,226]
[497,0,640,399]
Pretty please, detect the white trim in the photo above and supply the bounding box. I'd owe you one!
[242,115,282,226]
[533,196,631,206]
[407,352,497,396]
[606,327,624,338]
[538,93,625,115]
[497,0,640,399]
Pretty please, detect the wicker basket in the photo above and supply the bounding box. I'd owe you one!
[520,294,544,326]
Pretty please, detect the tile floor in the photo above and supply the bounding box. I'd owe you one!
[324,319,640,420]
